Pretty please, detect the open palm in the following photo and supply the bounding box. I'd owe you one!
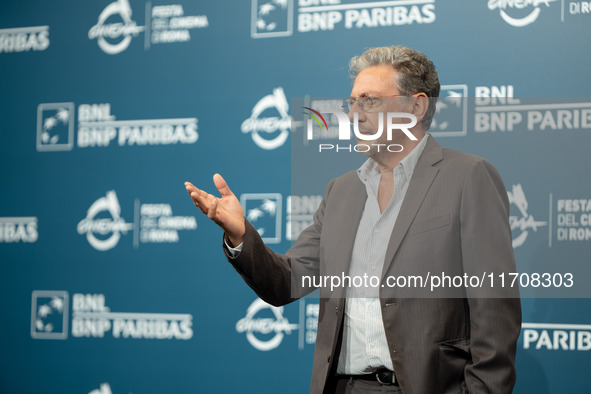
[185,174,245,246]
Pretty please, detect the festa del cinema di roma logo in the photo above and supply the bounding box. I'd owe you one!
[302,105,418,152]
[77,191,197,251]
[507,184,547,248]
[236,298,298,351]
[89,0,144,55]
[241,87,292,150]
[488,0,557,27]
[88,0,209,54]
[77,190,133,251]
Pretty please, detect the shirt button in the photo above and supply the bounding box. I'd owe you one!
[368,304,374,310]
[370,343,375,349]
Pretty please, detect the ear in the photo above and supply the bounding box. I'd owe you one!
[411,93,429,125]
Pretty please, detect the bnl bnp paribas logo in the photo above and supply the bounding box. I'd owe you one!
[240,193,322,243]
[31,291,193,340]
[31,291,68,339]
[77,190,197,251]
[36,102,198,151]
[241,193,283,243]
[36,103,75,151]
[0,217,38,243]
[0,25,50,54]
[430,85,468,137]
[251,0,436,38]
[522,322,591,351]
[88,0,208,54]
[488,0,591,26]
[236,297,319,351]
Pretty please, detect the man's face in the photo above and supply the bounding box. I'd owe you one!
[348,64,415,156]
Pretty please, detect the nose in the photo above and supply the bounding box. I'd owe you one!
[348,102,365,123]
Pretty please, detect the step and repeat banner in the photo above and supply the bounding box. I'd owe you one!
[1,1,590,393]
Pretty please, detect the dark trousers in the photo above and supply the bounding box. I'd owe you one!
[331,376,403,393]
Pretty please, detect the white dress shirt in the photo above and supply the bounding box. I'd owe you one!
[337,134,430,374]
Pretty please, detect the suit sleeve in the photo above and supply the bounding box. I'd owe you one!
[459,159,522,393]
[222,180,335,307]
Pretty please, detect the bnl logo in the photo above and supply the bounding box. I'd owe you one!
[31,290,69,339]
[430,85,468,137]
[36,103,75,151]
[241,193,282,243]
[251,0,293,38]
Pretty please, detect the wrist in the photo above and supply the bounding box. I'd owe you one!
[227,232,244,247]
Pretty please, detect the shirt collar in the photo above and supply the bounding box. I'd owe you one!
[357,133,431,183]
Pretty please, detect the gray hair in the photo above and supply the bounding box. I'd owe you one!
[349,46,440,130]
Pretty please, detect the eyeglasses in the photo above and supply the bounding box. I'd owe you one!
[342,95,404,113]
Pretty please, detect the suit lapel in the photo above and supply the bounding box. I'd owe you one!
[331,175,366,280]
[381,137,443,280]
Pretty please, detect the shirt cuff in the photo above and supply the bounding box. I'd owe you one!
[224,236,243,258]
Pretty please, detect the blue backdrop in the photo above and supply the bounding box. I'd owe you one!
[1,0,590,393]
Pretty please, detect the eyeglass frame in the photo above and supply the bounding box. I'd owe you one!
[342,95,407,113]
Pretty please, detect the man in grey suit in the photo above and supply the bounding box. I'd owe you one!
[185,46,521,393]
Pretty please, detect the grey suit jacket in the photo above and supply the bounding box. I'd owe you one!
[226,136,522,394]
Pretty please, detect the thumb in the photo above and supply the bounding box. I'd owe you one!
[213,173,234,198]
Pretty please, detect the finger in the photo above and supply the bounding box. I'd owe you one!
[185,182,204,201]
[213,173,234,198]
[207,197,218,221]
[185,181,197,193]
[185,182,209,198]
[189,191,203,210]
[186,183,209,203]
[190,191,213,214]
[186,182,218,218]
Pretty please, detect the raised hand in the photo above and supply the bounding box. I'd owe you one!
[185,174,245,246]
